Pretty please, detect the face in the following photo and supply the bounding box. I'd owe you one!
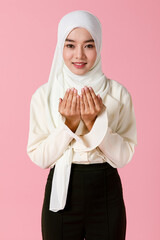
[63,27,97,75]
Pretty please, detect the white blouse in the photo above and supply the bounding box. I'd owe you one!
[27,78,137,211]
[27,78,137,169]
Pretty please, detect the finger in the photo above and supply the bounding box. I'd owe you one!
[58,98,62,112]
[81,88,89,110]
[76,95,80,113]
[80,93,85,114]
[97,95,105,114]
[71,88,77,112]
[89,87,99,105]
[97,94,103,106]
[89,87,101,110]
[62,88,70,108]
[84,86,95,109]
[66,88,74,109]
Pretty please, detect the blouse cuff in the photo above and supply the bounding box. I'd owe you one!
[74,106,109,151]
[60,119,82,143]
[59,106,109,152]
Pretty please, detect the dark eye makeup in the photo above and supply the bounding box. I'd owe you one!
[65,44,94,48]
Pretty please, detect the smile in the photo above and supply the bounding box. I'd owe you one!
[72,62,87,69]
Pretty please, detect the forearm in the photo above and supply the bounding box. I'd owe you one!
[98,127,135,168]
[27,125,74,169]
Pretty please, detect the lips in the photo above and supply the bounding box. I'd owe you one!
[72,62,87,69]
[73,62,87,65]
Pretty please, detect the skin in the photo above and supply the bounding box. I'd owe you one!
[58,27,104,132]
[63,27,97,75]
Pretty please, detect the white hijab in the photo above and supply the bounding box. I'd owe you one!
[46,10,110,212]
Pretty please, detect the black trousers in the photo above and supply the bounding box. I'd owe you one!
[41,162,126,240]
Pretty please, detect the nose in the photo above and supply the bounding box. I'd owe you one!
[75,46,85,59]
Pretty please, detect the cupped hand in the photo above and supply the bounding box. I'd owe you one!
[80,86,104,131]
[58,88,81,132]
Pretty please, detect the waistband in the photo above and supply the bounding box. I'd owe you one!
[50,162,116,173]
[71,162,114,171]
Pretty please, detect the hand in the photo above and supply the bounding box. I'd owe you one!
[58,88,80,132]
[80,86,104,131]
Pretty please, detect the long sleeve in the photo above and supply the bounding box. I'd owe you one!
[98,91,137,168]
[66,88,137,168]
[26,89,75,169]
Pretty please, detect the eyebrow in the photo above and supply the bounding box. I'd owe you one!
[65,38,94,43]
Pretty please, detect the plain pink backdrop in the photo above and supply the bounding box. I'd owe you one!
[0,0,160,239]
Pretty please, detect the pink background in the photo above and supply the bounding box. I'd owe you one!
[0,0,160,239]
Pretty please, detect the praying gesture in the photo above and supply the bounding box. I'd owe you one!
[58,86,104,132]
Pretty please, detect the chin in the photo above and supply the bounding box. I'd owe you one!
[75,71,87,76]
[71,68,88,75]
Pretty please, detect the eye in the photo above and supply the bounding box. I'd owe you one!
[85,44,94,48]
[66,44,75,48]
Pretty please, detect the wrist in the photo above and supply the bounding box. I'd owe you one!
[65,119,80,132]
[83,118,96,131]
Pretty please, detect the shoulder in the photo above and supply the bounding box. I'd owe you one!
[108,78,132,104]
[31,83,48,99]
[30,83,48,105]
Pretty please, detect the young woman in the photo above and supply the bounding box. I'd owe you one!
[27,10,137,240]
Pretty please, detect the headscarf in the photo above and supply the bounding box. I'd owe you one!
[46,10,110,212]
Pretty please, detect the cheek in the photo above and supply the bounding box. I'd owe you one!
[63,49,72,62]
[88,49,97,64]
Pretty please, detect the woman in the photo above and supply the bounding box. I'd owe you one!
[27,10,137,240]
